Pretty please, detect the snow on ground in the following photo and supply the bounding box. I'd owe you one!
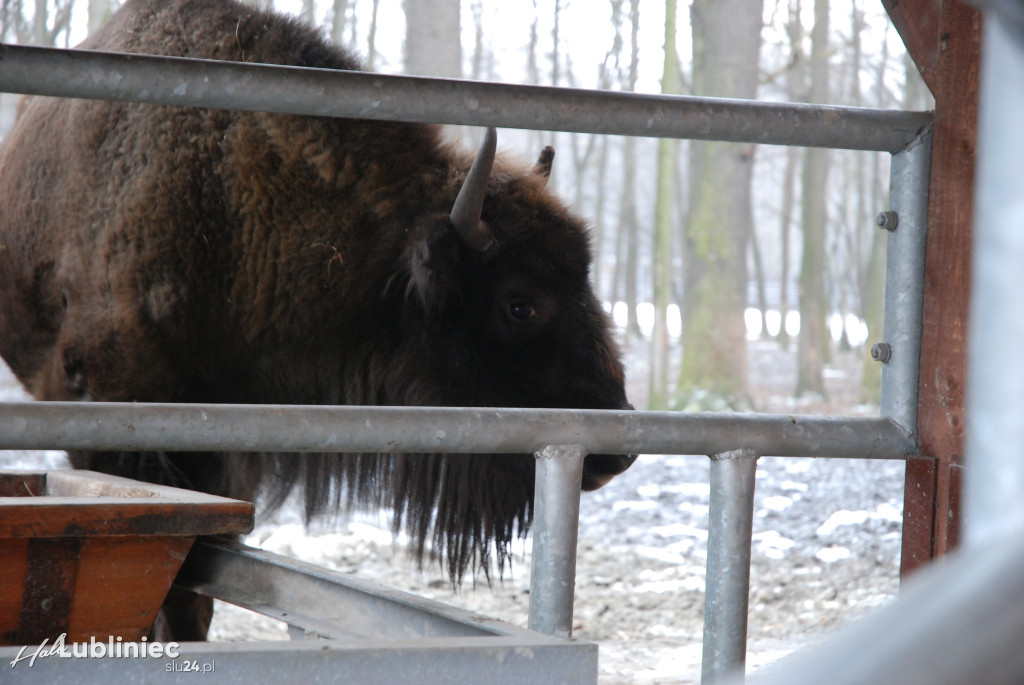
[0,340,905,684]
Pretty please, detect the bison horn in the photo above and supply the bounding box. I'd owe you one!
[533,146,554,183]
[450,126,498,253]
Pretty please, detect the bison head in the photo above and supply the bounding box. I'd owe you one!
[394,128,636,490]
[319,127,638,575]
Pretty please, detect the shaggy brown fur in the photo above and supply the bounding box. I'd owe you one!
[0,0,634,637]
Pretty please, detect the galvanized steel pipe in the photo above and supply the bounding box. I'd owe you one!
[528,444,586,638]
[879,128,932,441]
[702,450,759,684]
[738,5,1024,685]
[0,402,914,459]
[0,44,931,152]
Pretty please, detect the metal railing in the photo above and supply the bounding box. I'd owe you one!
[0,39,934,684]
[740,2,1024,683]
[0,43,929,152]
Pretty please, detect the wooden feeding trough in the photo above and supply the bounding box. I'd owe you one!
[0,469,254,646]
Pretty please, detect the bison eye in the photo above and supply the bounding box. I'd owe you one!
[507,299,537,321]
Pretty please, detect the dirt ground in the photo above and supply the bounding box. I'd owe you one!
[0,340,905,683]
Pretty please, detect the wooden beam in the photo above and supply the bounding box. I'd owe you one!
[883,0,980,577]
[882,0,943,91]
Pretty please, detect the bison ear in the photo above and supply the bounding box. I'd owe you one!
[532,146,554,184]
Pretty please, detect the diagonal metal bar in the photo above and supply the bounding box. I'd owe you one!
[175,538,532,641]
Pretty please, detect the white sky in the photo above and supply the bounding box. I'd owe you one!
[274,0,909,100]
[44,0,902,102]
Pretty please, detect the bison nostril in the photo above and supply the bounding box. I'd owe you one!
[581,453,638,491]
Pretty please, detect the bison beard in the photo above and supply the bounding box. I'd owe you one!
[0,0,635,638]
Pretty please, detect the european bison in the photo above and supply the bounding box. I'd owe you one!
[0,0,634,637]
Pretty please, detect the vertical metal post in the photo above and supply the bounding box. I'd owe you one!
[702,449,759,684]
[528,443,586,638]
[881,126,933,439]
[965,0,1024,548]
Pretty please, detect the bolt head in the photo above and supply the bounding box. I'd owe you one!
[871,342,892,363]
[876,211,899,231]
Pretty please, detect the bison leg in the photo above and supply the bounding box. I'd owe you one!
[149,585,215,642]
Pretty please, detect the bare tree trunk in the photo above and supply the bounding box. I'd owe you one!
[3,0,32,44]
[795,0,830,398]
[592,133,610,290]
[33,0,46,44]
[848,0,865,302]
[616,0,642,338]
[366,0,380,70]
[750,220,769,339]
[403,0,460,77]
[525,1,542,153]
[88,0,114,34]
[648,0,681,410]
[588,1,617,289]
[569,124,597,209]
[776,0,802,350]
[470,0,485,79]
[611,200,626,303]
[551,0,562,86]
[675,0,761,409]
[618,138,642,338]
[547,0,564,197]
[778,145,798,348]
[330,0,349,46]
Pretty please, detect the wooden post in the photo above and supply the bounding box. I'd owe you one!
[881,0,980,576]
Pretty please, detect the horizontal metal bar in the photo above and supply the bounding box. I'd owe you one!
[175,538,530,641]
[0,44,931,152]
[0,636,597,684]
[741,533,1024,685]
[0,402,915,459]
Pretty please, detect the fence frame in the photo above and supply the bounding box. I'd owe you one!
[0,34,937,684]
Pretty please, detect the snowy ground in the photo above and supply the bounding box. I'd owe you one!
[0,340,905,684]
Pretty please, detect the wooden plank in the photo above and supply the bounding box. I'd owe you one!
[0,540,29,643]
[882,0,942,91]
[899,456,936,575]
[0,470,251,644]
[1,500,253,538]
[884,0,981,576]
[1,536,194,645]
[0,470,254,538]
[46,469,248,503]
[67,536,195,642]
[16,538,82,644]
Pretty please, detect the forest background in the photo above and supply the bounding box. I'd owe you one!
[0,0,934,412]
